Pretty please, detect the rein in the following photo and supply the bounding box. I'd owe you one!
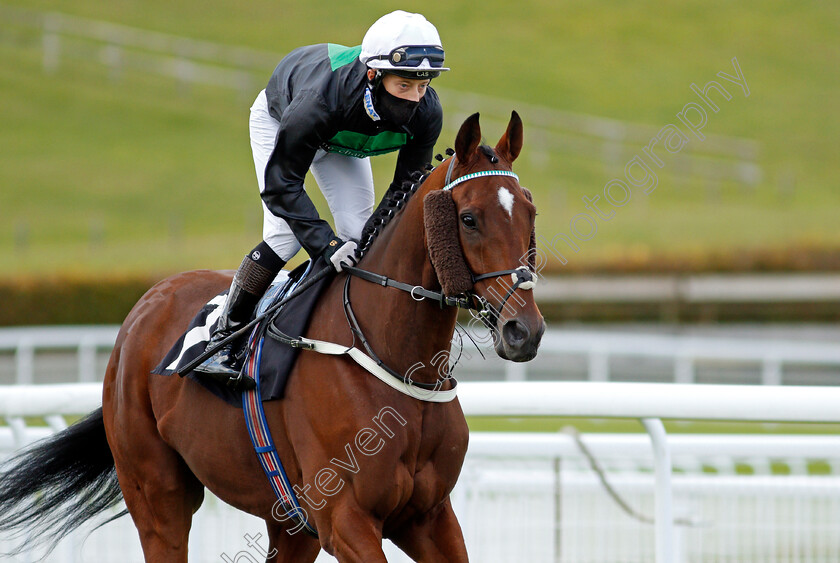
[344,264,536,327]
[343,265,473,310]
[341,276,453,392]
[264,277,458,401]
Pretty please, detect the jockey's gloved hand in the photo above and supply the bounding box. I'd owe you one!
[323,236,358,272]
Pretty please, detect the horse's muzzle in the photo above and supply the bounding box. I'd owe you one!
[495,316,545,362]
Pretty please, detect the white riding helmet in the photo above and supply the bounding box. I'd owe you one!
[359,11,450,79]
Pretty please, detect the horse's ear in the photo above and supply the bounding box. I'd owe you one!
[455,112,482,163]
[495,111,523,164]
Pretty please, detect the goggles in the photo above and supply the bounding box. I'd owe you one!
[371,45,445,68]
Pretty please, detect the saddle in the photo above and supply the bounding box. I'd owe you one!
[152,258,333,406]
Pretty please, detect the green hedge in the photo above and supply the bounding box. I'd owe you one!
[4,252,840,325]
[0,276,159,326]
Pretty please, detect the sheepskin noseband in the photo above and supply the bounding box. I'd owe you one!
[423,190,474,296]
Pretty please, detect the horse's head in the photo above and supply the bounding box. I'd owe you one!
[424,112,545,362]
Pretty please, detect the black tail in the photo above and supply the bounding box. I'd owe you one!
[0,407,126,555]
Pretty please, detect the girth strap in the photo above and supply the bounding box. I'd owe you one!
[241,333,318,536]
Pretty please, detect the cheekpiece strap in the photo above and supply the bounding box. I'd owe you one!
[444,155,457,185]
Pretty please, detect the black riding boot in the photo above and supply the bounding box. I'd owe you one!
[194,244,284,388]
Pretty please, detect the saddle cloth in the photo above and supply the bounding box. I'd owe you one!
[151,258,333,406]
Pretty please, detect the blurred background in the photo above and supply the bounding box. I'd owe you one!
[1,1,839,561]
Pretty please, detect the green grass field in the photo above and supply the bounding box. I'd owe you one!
[1,0,838,279]
[465,416,840,435]
[41,414,840,436]
[465,416,840,474]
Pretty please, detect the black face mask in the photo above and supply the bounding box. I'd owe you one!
[375,87,420,128]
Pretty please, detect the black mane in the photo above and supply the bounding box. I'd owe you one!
[356,179,420,257]
[356,162,435,257]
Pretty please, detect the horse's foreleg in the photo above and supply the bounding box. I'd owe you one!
[389,498,469,562]
[322,504,389,563]
[264,521,321,563]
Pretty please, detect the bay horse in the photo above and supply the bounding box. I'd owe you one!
[0,112,544,562]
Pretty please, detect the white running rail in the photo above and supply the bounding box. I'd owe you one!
[4,325,840,386]
[0,325,118,384]
[3,382,840,562]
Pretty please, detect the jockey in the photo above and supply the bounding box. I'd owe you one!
[196,10,449,378]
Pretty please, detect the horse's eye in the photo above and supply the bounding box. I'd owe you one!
[460,214,477,229]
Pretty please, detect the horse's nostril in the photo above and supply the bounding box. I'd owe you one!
[502,320,529,346]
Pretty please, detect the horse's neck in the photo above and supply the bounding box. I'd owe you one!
[353,193,458,383]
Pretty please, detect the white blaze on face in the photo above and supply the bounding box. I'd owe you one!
[498,186,515,219]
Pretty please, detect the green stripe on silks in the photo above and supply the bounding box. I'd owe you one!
[323,130,408,158]
[328,44,362,71]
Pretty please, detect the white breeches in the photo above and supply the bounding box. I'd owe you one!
[249,89,375,262]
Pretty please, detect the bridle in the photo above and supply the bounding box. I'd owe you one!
[348,154,535,318]
[336,156,537,389]
[468,267,536,330]
[435,154,536,327]
[343,258,534,343]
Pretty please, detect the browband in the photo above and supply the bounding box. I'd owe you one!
[442,155,519,192]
